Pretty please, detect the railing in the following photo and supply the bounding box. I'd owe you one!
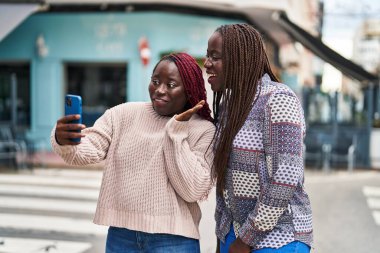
[304,126,368,171]
[0,125,27,169]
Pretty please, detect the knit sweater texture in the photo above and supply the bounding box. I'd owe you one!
[215,74,313,249]
[51,102,215,239]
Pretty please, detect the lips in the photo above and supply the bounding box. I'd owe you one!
[152,97,169,107]
[206,72,217,78]
[153,98,168,102]
[206,73,217,84]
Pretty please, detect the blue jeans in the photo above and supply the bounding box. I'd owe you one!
[220,224,310,253]
[106,226,200,253]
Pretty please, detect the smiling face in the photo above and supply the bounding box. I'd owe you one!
[204,31,224,92]
[148,60,188,116]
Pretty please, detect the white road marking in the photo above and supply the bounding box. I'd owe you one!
[0,174,101,188]
[0,237,91,253]
[0,213,107,236]
[0,184,99,200]
[0,169,105,252]
[372,211,380,226]
[363,186,380,227]
[306,171,377,184]
[367,198,380,209]
[363,186,380,198]
[0,196,96,214]
[32,168,103,179]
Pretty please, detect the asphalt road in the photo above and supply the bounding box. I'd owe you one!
[305,170,380,253]
[0,168,379,253]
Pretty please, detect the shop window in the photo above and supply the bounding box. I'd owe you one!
[305,88,333,125]
[0,63,30,129]
[65,63,127,127]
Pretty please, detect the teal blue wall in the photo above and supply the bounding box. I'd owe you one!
[0,12,241,147]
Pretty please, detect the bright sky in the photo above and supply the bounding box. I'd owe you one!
[320,0,380,92]
[322,0,380,58]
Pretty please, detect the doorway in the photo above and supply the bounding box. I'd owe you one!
[65,63,127,126]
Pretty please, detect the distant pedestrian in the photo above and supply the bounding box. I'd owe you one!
[52,52,215,253]
[204,24,313,253]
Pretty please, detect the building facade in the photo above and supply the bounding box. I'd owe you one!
[0,12,242,149]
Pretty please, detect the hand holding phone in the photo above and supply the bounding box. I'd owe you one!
[55,94,85,145]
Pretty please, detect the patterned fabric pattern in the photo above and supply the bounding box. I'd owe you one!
[215,74,313,249]
[232,170,260,198]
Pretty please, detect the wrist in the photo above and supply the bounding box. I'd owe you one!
[55,132,62,145]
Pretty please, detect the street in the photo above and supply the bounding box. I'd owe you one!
[0,168,379,253]
[306,170,380,253]
[0,169,106,253]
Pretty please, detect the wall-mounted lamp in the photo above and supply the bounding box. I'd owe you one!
[36,34,49,58]
[138,37,151,67]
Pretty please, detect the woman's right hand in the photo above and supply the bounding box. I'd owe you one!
[175,100,205,122]
[55,114,86,145]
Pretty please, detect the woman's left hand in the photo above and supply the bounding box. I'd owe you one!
[175,100,205,121]
[229,238,251,253]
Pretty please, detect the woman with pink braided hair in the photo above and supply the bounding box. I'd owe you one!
[52,52,215,252]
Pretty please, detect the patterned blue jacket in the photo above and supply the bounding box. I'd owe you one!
[215,74,313,249]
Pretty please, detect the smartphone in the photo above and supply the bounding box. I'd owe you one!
[65,94,82,142]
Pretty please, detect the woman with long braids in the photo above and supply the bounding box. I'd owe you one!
[204,24,313,253]
[52,52,215,252]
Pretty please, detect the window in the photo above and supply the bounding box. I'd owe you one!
[0,63,30,129]
[65,63,127,126]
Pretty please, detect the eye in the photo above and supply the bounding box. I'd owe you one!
[206,54,221,62]
[211,54,221,61]
[168,82,176,88]
[151,78,160,86]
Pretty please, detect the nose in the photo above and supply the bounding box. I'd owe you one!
[156,83,167,95]
[204,57,212,68]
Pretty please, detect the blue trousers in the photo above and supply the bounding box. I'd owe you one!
[220,225,310,253]
[106,226,200,253]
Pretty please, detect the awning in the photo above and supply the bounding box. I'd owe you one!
[2,0,377,84]
[273,11,378,83]
[0,3,40,42]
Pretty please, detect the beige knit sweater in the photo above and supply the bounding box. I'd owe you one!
[51,102,215,239]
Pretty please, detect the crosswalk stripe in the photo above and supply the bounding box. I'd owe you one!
[0,174,101,188]
[33,168,103,179]
[0,196,96,214]
[367,197,380,209]
[0,169,106,251]
[0,184,99,200]
[372,211,380,226]
[363,186,380,227]
[0,213,107,236]
[362,186,380,197]
[0,237,91,253]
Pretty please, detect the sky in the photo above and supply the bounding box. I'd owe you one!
[322,0,380,58]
